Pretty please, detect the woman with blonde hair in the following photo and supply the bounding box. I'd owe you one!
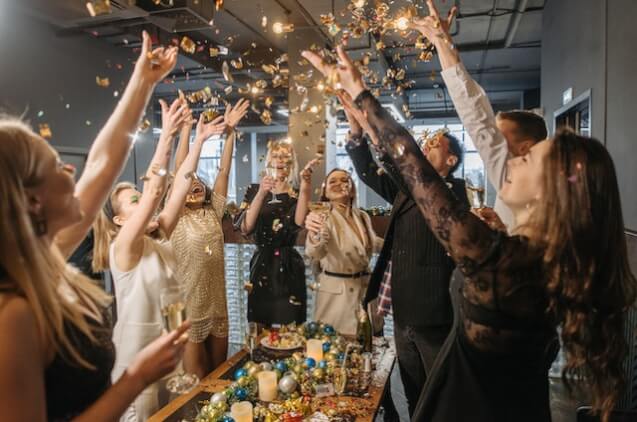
[0,32,191,422]
[303,168,383,335]
[92,99,226,420]
[234,139,307,326]
[170,98,249,378]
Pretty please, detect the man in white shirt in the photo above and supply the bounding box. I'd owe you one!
[441,64,548,231]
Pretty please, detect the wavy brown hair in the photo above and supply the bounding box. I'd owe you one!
[531,129,637,421]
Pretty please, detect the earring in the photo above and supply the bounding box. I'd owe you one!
[35,218,48,236]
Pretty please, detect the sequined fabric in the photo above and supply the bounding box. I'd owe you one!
[171,192,228,342]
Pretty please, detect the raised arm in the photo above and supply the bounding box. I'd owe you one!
[174,118,194,172]
[159,114,226,237]
[338,93,399,203]
[212,98,249,197]
[295,158,321,227]
[411,0,509,190]
[112,99,188,272]
[55,32,178,258]
[240,178,274,235]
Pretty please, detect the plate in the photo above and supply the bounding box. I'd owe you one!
[260,333,305,350]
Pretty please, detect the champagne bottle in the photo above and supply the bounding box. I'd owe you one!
[356,304,372,353]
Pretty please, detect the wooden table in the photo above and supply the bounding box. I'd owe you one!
[149,340,396,422]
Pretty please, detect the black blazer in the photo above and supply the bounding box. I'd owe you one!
[346,137,469,327]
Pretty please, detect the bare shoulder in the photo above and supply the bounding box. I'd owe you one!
[0,294,41,350]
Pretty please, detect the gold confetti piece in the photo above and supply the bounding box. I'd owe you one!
[224,85,233,95]
[352,0,366,7]
[230,57,243,69]
[202,108,220,123]
[96,76,110,87]
[209,47,219,57]
[375,40,385,51]
[242,154,249,162]
[264,96,273,108]
[37,110,44,117]
[262,64,277,74]
[113,90,119,97]
[180,36,196,54]
[395,68,406,80]
[244,282,253,293]
[222,61,233,83]
[429,70,437,81]
[204,245,213,256]
[138,119,151,133]
[261,15,268,28]
[260,110,272,125]
[86,120,92,126]
[86,0,112,17]
[376,167,385,176]
[289,296,302,306]
[419,50,433,62]
[272,22,294,34]
[255,79,267,89]
[39,124,52,139]
[214,0,223,11]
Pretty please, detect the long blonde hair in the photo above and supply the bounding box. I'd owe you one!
[0,118,111,368]
[266,139,299,189]
[92,182,136,272]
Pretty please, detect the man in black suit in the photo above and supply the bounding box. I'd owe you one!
[346,120,469,417]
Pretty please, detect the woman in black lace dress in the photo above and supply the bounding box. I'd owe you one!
[303,9,637,420]
[0,33,188,421]
[234,140,307,326]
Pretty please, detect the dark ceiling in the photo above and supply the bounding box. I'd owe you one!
[19,0,545,125]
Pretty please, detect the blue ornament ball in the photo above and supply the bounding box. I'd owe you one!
[322,341,331,352]
[306,321,318,334]
[234,387,248,401]
[234,368,248,380]
[322,324,335,335]
[221,416,235,422]
[318,360,328,369]
[304,357,316,368]
[275,361,288,372]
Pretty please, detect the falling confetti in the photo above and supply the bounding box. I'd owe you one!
[39,124,52,139]
[180,36,196,54]
[96,76,110,87]
[138,119,151,132]
[86,0,112,17]
[242,154,249,163]
[222,61,233,83]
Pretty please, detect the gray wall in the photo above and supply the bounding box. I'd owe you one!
[0,5,155,184]
[542,0,637,231]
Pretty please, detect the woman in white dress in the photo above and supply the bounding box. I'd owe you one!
[303,169,383,335]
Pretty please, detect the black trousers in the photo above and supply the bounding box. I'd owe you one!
[393,321,452,416]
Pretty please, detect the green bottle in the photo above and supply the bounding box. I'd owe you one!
[356,304,372,353]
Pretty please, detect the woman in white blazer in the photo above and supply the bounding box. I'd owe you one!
[303,169,383,335]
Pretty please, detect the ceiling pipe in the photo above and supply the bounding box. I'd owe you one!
[504,0,530,48]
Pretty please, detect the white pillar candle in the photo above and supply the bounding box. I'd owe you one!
[257,371,278,402]
[231,401,253,422]
[306,339,324,362]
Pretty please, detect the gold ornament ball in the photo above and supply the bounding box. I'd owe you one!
[247,365,261,377]
[237,376,250,387]
[312,368,325,380]
[325,352,337,362]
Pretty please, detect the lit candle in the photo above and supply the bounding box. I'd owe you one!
[306,339,324,362]
[257,371,278,402]
[231,401,253,422]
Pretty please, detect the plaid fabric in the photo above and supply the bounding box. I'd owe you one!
[377,260,392,316]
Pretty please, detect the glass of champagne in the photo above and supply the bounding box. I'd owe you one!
[266,166,282,204]
[465,175,486,210]
[246,322,259,359]
[160,285,199,394]
[308,201,330,241]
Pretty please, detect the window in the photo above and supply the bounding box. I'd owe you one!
[195,135,237,203]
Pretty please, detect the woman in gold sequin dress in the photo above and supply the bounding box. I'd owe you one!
[171,99,249,378]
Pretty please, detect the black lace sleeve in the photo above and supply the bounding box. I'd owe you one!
[354,90,500,275]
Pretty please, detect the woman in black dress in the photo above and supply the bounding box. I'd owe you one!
[303,13,637,421]
[235,140,307,326]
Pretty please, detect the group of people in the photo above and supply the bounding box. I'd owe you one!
[0,1,636,422]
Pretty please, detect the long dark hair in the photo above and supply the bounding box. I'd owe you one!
[532,129,637,421]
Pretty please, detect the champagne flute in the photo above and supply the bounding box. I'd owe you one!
[266,166,282,204]
[465,175,485,209]
[308,201,330,241]
[246,322,259,359]
[160,285,199,394]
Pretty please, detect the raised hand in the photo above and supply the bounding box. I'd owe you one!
[302,45,366,100]
[409,0,457,44]
[125,321,190,389]
[194,113,226,142]
[224,98,250,130]
[337,91,381,146]
[159,98,191,139]
[300,158,322,183]
[257,175,276,197]
[134,30,178,85]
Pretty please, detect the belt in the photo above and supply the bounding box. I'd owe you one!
[322,270,370,279]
